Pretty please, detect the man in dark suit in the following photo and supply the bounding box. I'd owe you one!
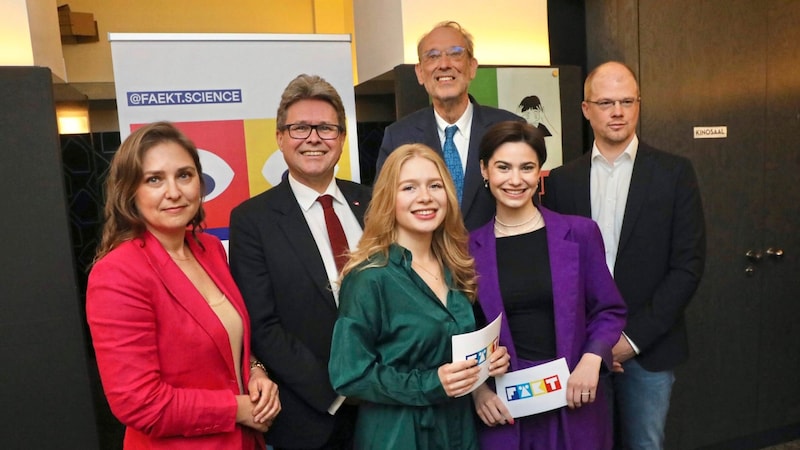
[229,74,370,450]
[377,20,522,231]
[543,61,706,450]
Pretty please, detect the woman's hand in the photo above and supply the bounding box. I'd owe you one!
[487,345,510,377]
[437,358,480,397]
[472,383,514,426]
[566,353,602,409]
[235,395,269,433]
[248,367,281,425]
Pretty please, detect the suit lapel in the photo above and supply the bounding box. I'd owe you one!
[141,232,237,379]
[461,103,486,220]
[471,221,520,367]
[541,208,579,365]
[574,153,593,217]
[272,182,339,311]
[338,180,369,227]
[618,146,654,254]
[419,109,443,152]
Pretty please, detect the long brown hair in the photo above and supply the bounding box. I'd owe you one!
[342,143,477,301]
[94,122,205,263]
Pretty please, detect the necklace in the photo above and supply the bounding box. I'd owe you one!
[494,209,544,237]
[412,261,441,281]
[495,213,537,228]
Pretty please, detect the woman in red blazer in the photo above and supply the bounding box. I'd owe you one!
[86,122,280,449]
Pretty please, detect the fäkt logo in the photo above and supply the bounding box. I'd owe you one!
[505,374,562,401]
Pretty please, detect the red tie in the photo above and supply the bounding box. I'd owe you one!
[317,195,349,272]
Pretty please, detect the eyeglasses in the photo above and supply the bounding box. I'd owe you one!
[282,123,343,140]
[585,98,640,110]
[421,46,468,64]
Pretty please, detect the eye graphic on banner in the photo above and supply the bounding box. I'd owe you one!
[262,150,288,186]
[198,148,235,202]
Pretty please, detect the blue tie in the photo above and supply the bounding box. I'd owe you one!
[443,125,464,204]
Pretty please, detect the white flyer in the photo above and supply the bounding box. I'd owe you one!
[451,313,502,396]
[494,357,570,418]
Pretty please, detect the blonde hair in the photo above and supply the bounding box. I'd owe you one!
[342,143,477,301]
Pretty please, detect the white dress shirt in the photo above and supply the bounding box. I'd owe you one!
[288,174,363,305]
[434,102,474,173]
[590,135,640,353]
[590,135,639,275]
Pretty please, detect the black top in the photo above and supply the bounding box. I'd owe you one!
[496,228,556,361]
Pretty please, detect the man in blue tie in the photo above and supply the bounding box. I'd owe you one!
[376,20,523,230]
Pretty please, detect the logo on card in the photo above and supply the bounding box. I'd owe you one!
[465,337,500,366]
[505,374,563,401]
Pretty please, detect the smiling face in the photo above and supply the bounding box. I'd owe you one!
[134,141,202,241]
[276,98,344,192]
[415,26,478,110]
[582,62,640,156]
[481,141,541,218]
[394,156,449,247]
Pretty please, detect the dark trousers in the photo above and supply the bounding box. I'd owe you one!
[274,404,357,450]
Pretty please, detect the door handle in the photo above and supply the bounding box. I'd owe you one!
[765,247,784,259]
[746,250,763,262]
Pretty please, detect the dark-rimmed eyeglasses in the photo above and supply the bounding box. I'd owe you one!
[585,98,641,110]
[281,123,343,140]
[421,46,468,64]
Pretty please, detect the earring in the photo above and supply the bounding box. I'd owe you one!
[483,178,489,189]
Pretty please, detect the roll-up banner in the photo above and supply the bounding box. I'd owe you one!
[110,33,359,241]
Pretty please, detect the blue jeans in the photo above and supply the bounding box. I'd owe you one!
[610,359,675,450]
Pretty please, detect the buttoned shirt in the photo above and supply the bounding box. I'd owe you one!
[434,102,474,173]
[590,135,640,353]
[288,174,363,304]
[590,135,639,275]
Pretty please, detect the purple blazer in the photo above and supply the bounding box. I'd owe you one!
[469,207,626,449]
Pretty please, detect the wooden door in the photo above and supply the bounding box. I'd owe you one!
[633,1,800,448]
[757,1,800,434]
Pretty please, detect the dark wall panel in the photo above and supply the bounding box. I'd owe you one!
[585,0,800,448]
[638,2,767,448]
[0,67,99,449]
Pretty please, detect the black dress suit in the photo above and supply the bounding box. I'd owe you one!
[229,178,371,448]
[377,95,523,231]
[543,142,706,371]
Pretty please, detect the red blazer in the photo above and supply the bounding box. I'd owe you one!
[87,230,262,450]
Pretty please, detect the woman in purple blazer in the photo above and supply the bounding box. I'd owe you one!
[469,121,626,449]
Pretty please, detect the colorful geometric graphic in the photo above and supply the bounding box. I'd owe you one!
[465,336,500,366]
[133,119,354,240]
[505,374,563,402]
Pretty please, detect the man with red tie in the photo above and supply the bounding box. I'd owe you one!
[230,74,371,450]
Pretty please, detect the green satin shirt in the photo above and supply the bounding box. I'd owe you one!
[329,244,478,450]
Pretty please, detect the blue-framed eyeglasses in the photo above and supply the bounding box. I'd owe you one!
[421,46,468,64]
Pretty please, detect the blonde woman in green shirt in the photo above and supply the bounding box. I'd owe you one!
[329,143,510,449]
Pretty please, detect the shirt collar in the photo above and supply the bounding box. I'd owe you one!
[287,174,344,212]
[434,101,474,137]
[591,134,639,165]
